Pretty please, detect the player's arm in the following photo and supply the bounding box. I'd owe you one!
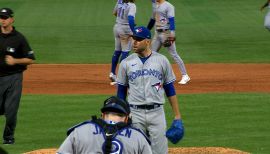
[128,4,136,32]
[261,0,270,11]
[147,18,156,30]
[116,60,128,100]
[113,0,121,16]
[117,85,128,100]
[6,36,36,66]
[57,132,75,154]
[147,0,156,30]
[167,4,176,37]
[5,56,34,66]
[164,83,181,119]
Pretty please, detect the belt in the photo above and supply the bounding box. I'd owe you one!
[156,29,169,32]
[130,104,162,110]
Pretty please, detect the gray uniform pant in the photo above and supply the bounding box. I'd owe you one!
[0,73,23,140]
[130,106,168,154]
[113,23,133,52]
[151,31,187,76]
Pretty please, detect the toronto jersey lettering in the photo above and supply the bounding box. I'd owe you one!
[117,52,176,105]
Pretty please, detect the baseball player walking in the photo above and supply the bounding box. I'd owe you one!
[109,0,136,84]
[147,0,190,84]
[261,0,270,31]
[57,96,152,154]
[0,8,35,144]
[116,26,184,154]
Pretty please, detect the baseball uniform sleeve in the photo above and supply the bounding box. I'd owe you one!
[128,3,136,17]
[20,36,35,60]
[141,140,153,154]
[57,132,76,154]
[167,3,175,18]
[117,60,128,86]
[163,56,176,84]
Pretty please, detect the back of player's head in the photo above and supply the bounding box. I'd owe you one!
[101,96,130,115]
[132,26,151,41]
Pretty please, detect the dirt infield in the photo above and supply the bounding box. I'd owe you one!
[23,64,270,94]
[23,63,268,154]
[24,147,250,154]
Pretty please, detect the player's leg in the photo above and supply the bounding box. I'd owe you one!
[0,79,6,116]
[151,32,162,52]
[167,43,190,84]
[130,108,147,133]
[3,73,23,144]
[147,107,168,154]
[264,10,270,31]
[110,25,122,82]
[119,25,133,61]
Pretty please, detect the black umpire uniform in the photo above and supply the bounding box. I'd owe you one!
[0,8,35,144]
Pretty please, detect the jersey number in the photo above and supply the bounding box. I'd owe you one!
[118,7,125,19]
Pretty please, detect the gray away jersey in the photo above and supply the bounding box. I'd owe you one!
[117,52,176,105]
[57,122,152,154]
[152,0,175,30]
[114,0,136,25]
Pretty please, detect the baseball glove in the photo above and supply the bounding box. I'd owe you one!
[163,37,176,47]
[166,119,184,144]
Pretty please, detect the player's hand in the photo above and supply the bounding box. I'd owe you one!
[5,55,17,66]
[166,119,184,144]
[169,30,175,38]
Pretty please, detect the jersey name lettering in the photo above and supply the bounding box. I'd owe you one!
[118,128,132,138]
[128,69,163,81]
[93,125,102,135]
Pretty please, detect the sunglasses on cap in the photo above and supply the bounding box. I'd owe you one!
[0,15,9,20]
[132,36,146,42]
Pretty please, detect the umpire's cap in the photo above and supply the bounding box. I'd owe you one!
[101,96,130,115]
[132,26,151,41]
[0,8,14,18]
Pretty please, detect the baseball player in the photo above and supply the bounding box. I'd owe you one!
[147,0,190,84]
[116,26,184,154]
[261,0,270,31]
[57,96,152,154]
[109,0,136,84]
[0,8,35,144]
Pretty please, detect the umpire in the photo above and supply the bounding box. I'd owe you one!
[0,8,35,144]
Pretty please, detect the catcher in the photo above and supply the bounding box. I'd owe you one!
[57,96,152,154]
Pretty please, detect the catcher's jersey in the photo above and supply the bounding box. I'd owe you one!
[117,52,176,105]
[114,0,136,25]
[152,0,175,30]
[57,122,152,154]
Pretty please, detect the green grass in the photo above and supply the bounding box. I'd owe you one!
[0,0,269,63]
[0,93,270,153]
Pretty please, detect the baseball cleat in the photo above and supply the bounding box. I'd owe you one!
[110,81,117,86]
[109,72,116,82]
[3,139,15,145]
[178,74,190,85]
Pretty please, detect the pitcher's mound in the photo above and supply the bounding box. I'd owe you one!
[24,147,249,154]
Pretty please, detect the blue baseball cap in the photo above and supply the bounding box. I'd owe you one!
[132,26,151,41]
[101,96,130,115]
